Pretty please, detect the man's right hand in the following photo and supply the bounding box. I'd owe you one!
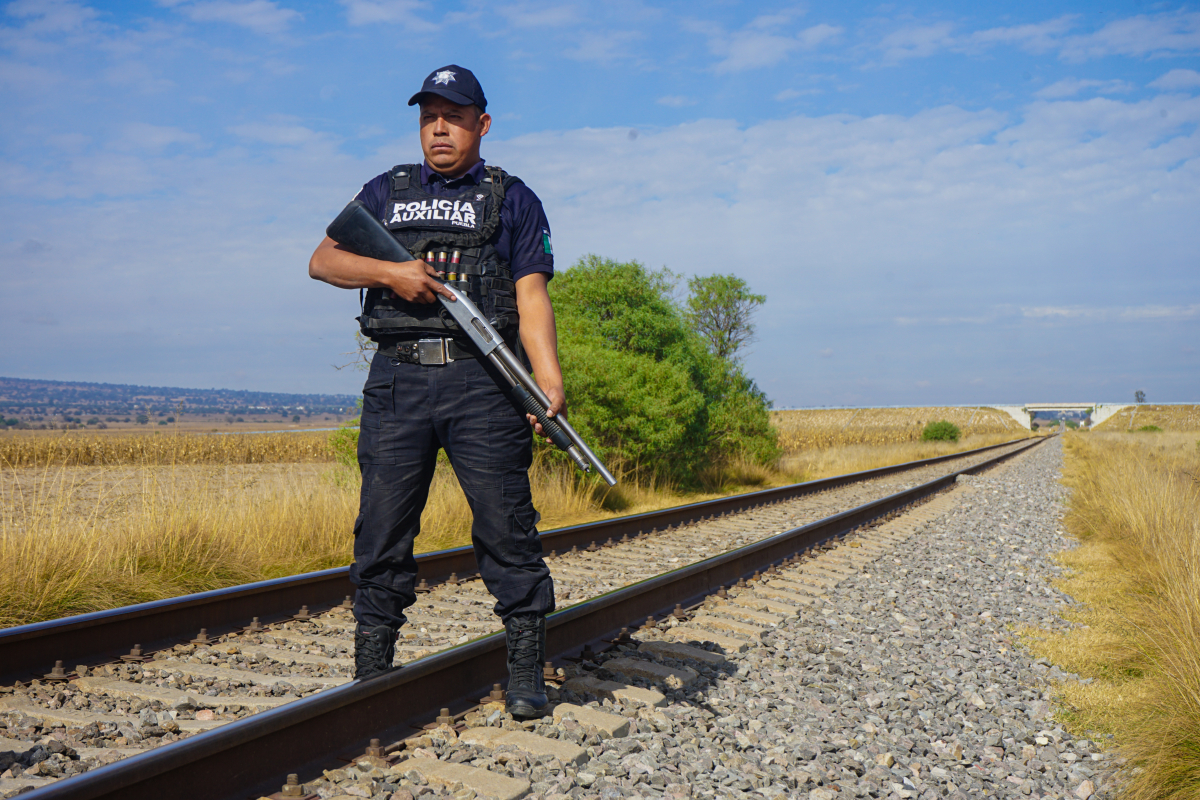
[308,236,457,302]
[385,259,456,304]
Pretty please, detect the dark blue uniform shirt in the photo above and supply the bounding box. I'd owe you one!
[355,159,554,283]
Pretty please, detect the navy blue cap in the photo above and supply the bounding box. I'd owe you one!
[407,65,487,111]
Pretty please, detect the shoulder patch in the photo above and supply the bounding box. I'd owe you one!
[541,227,553,255]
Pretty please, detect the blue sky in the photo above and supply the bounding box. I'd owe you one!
[1,0,1198,407]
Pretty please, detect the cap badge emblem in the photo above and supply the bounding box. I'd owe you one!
[433,70,456,85]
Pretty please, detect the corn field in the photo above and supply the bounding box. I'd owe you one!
[1093,404,1200,431]
[0,431,336,467]
[772,406,1026,452]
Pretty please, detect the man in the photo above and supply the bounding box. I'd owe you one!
[308,65,562,720]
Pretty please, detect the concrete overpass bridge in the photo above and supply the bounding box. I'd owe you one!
[992,403,1130,430]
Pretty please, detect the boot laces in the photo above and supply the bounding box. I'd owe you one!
[507,617,541,687]
[355,626,394,673]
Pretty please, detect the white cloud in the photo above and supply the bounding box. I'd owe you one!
[1023,304,1200,321]
[168,0,301,35]
[873,12,1200,64]
[339,0,435,30]
[656,95,694,108]
[1036,78,1133,99]
[797,23,841,49]
[1151,68,1200,91]
[1060,11,1200,61]
[0,60,65,91]
[496,3,580,29]
[229,121,331,146]
[567,29,643,64]
[4,0,98,34]
[699,16,843,74]
[115,122,205,152]
[964,17,1075,52]
[775,88,821,101]
[878,22,956,62]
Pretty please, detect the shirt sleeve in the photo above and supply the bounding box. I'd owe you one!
[504,184,554,283]
[354,173,391,222]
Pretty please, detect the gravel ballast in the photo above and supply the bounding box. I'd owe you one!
[334,437,1112,800]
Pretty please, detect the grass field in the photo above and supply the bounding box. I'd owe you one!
[1,416,1030,628]
[1093,404,1200,431]
[772,406,1026,451]
[1022,431,1200,799]
[0,430,335,467]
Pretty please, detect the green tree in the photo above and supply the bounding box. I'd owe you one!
[1135,389,1146,404]
[550,256,778,486]
[685,274,766,362]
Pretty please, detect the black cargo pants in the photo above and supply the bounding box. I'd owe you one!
[349,347,555,629]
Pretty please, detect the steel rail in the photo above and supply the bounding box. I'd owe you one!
[18,436,1046,800]
[0,436,1028,684]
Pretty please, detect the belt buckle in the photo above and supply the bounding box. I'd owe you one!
[417,339,449,365]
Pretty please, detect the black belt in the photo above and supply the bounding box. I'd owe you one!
[377,338,476,365]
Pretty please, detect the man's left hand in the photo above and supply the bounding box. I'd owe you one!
[527,383,567,439]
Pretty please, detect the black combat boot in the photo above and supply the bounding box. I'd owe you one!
[504,613,547,719]
[354,623,397,680]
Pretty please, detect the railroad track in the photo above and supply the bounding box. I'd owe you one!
[0,437,1044,799]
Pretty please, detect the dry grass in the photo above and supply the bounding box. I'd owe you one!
[0,462,356,628]
[1021,432,1200,799]
[780,432,1027,482]
[772,406,1026,451]
[0,431,335,467]
[1093,405,1200,432]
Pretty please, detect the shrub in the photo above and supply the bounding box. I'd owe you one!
[1136,425,1163,433]
[549,255,778,486]
[327,425,358,469]
[921,420,961,442]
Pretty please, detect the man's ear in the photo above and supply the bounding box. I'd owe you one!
[478,112,492,137]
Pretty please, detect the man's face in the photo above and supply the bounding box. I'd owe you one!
[420,95,491,177]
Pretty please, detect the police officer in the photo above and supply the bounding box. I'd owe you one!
[308,65,561,719]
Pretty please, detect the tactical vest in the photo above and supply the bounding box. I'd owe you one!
[357,163,522,342]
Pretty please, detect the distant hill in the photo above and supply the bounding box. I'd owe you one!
[0,376,357,426]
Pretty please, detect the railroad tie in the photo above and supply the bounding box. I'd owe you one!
[637,640,729,667]
[752,585,822,605]
[665,626,752,654]
[725,594,805,616]
[551,703,631,737]
[684,613,770,640]
[261,629,351,648]
[0,697,222,732]
[390,758,530,800]
[235,644,352,670]
[560,675,667,708]
[762,576,827,595]
[149,659,348,689]
[72,676,287,712]
[0,775,56,793]
[703,601,785,627]
[458,726,588,765]
[601,657,699,688]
